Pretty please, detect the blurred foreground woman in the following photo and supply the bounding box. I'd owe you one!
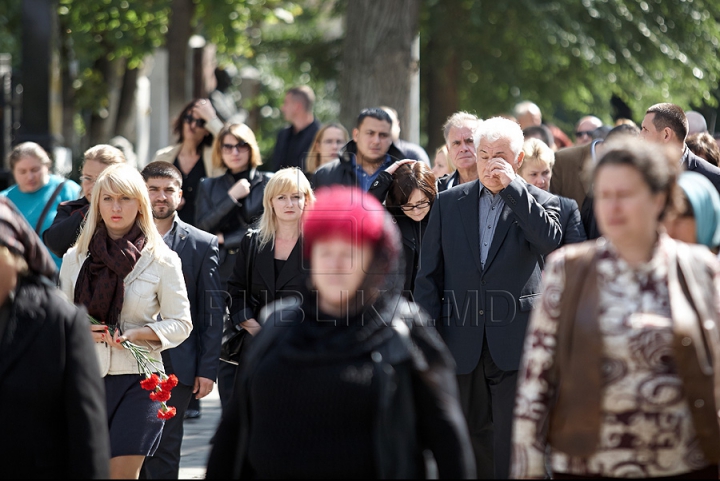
[511,138,720,479]
[207,186,475,479]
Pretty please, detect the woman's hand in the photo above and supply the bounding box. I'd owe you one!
[241,319,262,336]
[90,324,108,343]
[229,178,251,200]
[384,159,416,176]
[193,99,218,123]
[106,326,160,350]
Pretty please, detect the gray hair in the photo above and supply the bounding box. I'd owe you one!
[474,117,525,160]
[442,111,481,142]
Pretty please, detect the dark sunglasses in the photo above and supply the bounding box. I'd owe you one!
[222,141,250,153]
[184,114,206,128]
[575,130,594,138]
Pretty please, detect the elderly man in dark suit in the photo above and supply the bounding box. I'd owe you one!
[140,161,224,479]
[414,117,562,479]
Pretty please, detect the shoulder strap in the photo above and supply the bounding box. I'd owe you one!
[246,231,258,306]
[35,180,68,234]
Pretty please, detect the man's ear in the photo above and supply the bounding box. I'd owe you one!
[178,188,183,200]
[515,151,525,171]
[352,128,359,143]
[662,127,674,142]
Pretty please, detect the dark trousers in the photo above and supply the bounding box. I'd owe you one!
[139,382,194,479]
[456,337,518,479]
[218,360,238,412]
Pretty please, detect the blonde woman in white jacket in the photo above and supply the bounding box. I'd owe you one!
[59,163,192,480]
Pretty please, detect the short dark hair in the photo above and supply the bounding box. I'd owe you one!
[646,103,689,142]
[386,162,438,209]
[141,161,184,189]
[287,86,315,113]
[593,137,680,220]
[356,107,392,128]
[605,123,641,142]
[522,125,554,149]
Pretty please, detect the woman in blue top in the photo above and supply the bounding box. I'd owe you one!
[1,142,81,268]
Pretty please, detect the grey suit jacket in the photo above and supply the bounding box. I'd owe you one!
[163,218,224,386]
[414,177,562,374]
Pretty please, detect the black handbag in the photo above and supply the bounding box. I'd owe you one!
[220,231,258,365]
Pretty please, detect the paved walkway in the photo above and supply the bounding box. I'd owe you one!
[178,389,222,479]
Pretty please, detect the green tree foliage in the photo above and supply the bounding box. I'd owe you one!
[421,0,720,135]
[0,1,21,67]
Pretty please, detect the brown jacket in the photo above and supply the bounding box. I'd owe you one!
[550,143,593,208]
[548,240,720,462]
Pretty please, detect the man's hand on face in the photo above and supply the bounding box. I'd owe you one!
[487,157,516,190]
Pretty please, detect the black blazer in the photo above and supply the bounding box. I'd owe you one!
[162,218,224,386]
[0,275,109,478]
[195,168,273,282]
[226,232,307,328]
[42,197,89,258]
[558,195,587,247]
[683,146,720,193]
[414,178,562,374]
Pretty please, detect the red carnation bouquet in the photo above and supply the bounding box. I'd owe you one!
[90,316,178,419]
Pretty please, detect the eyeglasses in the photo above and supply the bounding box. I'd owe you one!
[400,200,431,212]
[184,114,206,128]
[222,141,250,153]
[575,130,594,138]
[79,175,96,184]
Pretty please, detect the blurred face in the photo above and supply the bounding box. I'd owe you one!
[318,127,346,162]
[147,177,182,220]
[352,117,393,163]
[520,161,552,191]
[575,119,600,145]
[271,191,306,224]
[401,189,431,222]
[640,113,667,144]
[477,138,523,193]
[98,188,141,240]
[280,94,300,122]
[182,105,209,145]
[663,214,697,244]
[432,150,449,178]
[311,238,373,315]
[446,124,476,170]
[13,156,49,193]
[81,159,109,202]
[594,165,665,247]
[221,134,251,173]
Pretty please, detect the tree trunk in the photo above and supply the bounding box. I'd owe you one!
[166,0,195,126]
[422,1,461,153]
[340,0,420,134]
[115,66,139,142]
[88,55,125,146]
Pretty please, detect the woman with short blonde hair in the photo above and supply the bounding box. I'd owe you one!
[60,163,192,480]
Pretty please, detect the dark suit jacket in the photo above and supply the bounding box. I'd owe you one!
[414,178,562,374]
[271,118,321,172]
[43,197,89,258]
[162,218,224,387]
[683,146,720,193]
[558,195,587,247]
[0,275,109,478]
[550,143,593,208]
[226,231,307,328]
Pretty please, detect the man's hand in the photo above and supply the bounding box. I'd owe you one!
[241,318,262,336]
[384,159,416,176]
[487,157,516,189]
[193,377,215,400]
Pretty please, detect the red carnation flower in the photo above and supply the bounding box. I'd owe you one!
[158,406,177,420]
[150,389,172,402]
[140,374,160,391]
[160,374,179,391]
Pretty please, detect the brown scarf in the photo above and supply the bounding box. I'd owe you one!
[74,221,146,326]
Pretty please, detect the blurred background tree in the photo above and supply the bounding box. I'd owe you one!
[2,0,720,165]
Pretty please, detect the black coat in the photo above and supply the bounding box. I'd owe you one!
[313,140,406,190]
[0,275,109,478]
[226,231,307,328]
[162,218,224,386]
[206,296,476,479]
[42,197,89,258]
[683,146,720,193]
[414,178,562,374]
[270,119,321,172]
[558,195,587,246]
[195,169,273,283]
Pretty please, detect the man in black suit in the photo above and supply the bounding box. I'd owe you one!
[140,161,224,479]
[641,102,720,193]
[414,117,562,479]
[271,85,321,172]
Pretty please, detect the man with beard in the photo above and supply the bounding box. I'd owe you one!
[139,161,224,479]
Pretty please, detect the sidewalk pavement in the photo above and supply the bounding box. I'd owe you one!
[178,388,222,479]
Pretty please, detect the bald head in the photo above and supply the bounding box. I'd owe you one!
[575,116,603,145]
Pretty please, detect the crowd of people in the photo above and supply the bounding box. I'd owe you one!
[2,85,720,480]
